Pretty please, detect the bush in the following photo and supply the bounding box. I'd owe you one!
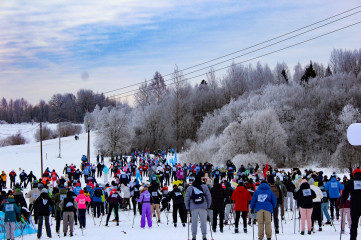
[0,133,27,147]
[34,126,57,142]
[59,123,82,137]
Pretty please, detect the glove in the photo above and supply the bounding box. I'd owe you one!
[251,209,255,214]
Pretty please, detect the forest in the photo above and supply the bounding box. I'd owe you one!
[1,48,361,171]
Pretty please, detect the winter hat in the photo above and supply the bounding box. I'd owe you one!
[353,168,361,177]
[144,184,148,188]
[173,184,178,189]
[267,175,275,185]
[41,188,48,193]
[79,190,84,194]
[67,191,73,197]
[308,178,315,186]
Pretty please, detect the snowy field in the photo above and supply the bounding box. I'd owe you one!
[0,123,356,240]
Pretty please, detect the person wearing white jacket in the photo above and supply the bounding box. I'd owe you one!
[121,183,131,210]
[308,178,324,232]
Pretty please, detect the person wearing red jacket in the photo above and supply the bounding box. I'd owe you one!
[231,182,252,233]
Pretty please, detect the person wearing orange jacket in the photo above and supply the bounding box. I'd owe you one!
[231,182,252,233]
[1,171,7,189]
[41,174,51,186]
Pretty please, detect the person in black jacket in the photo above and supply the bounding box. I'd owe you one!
[26,171,37,189]
[34,188,54,239]
[341,168,361,240]
[170,185,186,227]
[283,176,295,211]
[149,184,161,222]
[294,181,316,235]
[210,178,227,233]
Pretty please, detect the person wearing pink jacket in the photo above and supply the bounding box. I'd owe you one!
[176,168,185,183]
[75,190,91,229]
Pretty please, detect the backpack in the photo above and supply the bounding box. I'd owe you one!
[94,189,102,197]
[191,185,205,204]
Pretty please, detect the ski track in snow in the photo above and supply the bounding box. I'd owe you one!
[0,123,355,239]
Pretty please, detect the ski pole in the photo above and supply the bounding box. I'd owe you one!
[340,207,344,240]
[132,212,136,228]
[252,214,255,240]
[281,213,283,233]
[208,214,214,240]
[187,211,191,240]
[273,213,278,240]
[294,207,296,234]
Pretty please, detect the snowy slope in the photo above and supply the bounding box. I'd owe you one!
[0,124,355,240]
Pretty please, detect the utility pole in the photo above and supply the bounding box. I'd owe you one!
[87,120,90,163]
[40,122,43,175]
[58,122,61,158]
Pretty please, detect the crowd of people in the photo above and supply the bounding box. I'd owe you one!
[0,150,360,240]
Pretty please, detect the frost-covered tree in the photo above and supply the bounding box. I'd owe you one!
[95,106,134,157]
[149,71,167,104]
[273,62,290,84]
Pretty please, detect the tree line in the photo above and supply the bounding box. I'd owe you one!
[0,89,116,124]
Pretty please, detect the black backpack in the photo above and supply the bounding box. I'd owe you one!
[191,185,205,204]
[94,189,102,197]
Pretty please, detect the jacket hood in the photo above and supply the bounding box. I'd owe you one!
[330,177,337,182]
[300,182,311,190]
[7,198,16,203]
[308,178,315,186]
[259,183,271,190]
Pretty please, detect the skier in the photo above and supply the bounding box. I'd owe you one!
[325,175,344,220]
[34,188,54,239]
[231,181,252,233]
[210,178,227,233]
[53,184,68,234]
[1,171,7,189]
[9,170,16,189]
[105,188,122,226]
[170,184,186,227]
[0,192,21,240]
[60,191,78,236]
[294,181,316,235]
[185,174,212,240]
[250,180,277,240]
[19,170,27,188]
[341,168,361,240]
[75,189,91,229]
[138,184,153,228]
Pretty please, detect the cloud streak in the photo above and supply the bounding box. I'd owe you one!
[0,0,360,104]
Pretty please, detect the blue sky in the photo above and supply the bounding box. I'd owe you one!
[0,0,360,104]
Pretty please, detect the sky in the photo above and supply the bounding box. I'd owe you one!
[0,0,360,104]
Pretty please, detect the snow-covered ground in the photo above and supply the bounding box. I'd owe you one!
[0,124,356,240]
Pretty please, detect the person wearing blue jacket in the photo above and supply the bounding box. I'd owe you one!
[91,184,104,218]
[250,181,277,240]
[325,176,344,220]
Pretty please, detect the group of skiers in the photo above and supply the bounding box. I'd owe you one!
[1,154,361,240]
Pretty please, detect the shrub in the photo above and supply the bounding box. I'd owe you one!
[34,126,57,142]
[0,133,27,147]
[59,123,82,137]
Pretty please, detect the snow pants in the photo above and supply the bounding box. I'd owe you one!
[321,202,331,222]
[224,203,235,223]
[78,209,87,228]
[141,203,152,228]
[340,208,351,231]
[38,215,52,238]
[63,212,74,234]
[212,208,224,231]
[312,202,322,228]
[257,210,272,240]
[151,204,160,221]
[235,211,248,229]
[173,203,186,224]
[285,192,294,210]
[300,207,313,232]
[106,204,119,224]
[350,207,361,240]
[5,222,15,240]
[191,208,207,239]
[329,198,339,219]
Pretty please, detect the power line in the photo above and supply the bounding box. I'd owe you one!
[108,11,361,99]
[103,5,361,95]
[0,124,40,136]
[110,21,361,101]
